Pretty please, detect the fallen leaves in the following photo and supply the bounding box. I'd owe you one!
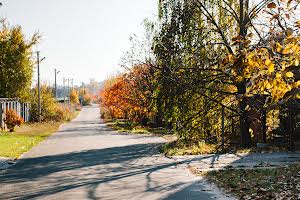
[206,164,300,200]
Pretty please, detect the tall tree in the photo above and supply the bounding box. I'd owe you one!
[156,0,299,146]
[0,21,39,101]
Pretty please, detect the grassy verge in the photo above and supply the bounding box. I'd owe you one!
[104,119,218,156]
[206,165,300,199]
[104,119,177,144]
[0,122,61,159]
[0,103,81,159]
[162,139,218,156]
[105,119,172,135]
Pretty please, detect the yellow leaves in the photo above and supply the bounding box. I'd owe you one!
[275,42,283,52]
[285,28,293,37]
[242,35,300,103]
[227,85,238,93]
[176,68,185,75]
[281,43,298,55]
[225,33,300,104]
[235,76,243,83]
[275,73,281,79]
[294,59,299,66]
[282,46,291,55]
[221,54,234,66]
[285,71,294,78]
[264,81,272,90]
[247,60,255,68]
[270,78,292,101]
[228,54,234,62]
[246,52,259,71]
[266,59,275,73]
[243,68,252,79]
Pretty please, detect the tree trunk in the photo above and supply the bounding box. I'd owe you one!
[238,0,251,147]
[240,98,251,146]
[154,96,163,127]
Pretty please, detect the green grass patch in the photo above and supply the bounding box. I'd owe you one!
[0,122,61,158]
[206,164,300,199]
[162,139,218,156]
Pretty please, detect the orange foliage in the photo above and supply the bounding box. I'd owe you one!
[4,109,24,132]
[100,64,153,123]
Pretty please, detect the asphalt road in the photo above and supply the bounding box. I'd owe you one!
[0,105,233,200]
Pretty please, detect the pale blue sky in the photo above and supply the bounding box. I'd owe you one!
[1,0,157,85]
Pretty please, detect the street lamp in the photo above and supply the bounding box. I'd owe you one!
[54,68,60,99]
[37,51,45,122]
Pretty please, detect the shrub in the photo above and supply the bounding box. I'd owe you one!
[52,104,75,122]
[82,94,92,106]
[70,89,79,104]
[30,85,58,122]
[79,88,92,106]
[4,109,24,132]
[30,85,77,122]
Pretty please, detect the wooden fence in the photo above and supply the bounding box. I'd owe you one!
[0,98,30,130]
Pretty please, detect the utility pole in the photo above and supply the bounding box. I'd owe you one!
[54,69,60,99]
[36,51,45,122]
[81,82,85,94]
[80,82,85,105]
[67,78,70,105]
[71,79,74,90]
[63,78,66,104]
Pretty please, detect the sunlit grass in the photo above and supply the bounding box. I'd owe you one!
[0,122,60,158]
[162,140,218,156]
[105,119,171,135]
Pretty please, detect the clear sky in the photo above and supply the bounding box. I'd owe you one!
[1,0,158,86]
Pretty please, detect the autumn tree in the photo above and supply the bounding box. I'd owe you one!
[154,0,299,146]
[70,89,79,104]
[100,67,153,124]
[79,87,92,106]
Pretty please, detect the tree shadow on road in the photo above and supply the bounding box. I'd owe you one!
[0,142,219,200]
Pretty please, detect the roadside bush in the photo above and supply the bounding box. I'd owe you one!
[83,94,92,106]
[30,85,57,122]
[70,89,79,104]
[79,88,92,106]
[4,109,24,132]
[52,104,74,122]
[31,85,77,122]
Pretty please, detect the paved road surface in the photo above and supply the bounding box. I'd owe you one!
[0,105,233,200]
[173,152,300,172]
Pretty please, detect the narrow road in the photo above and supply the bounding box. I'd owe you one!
[0,105,232,200]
